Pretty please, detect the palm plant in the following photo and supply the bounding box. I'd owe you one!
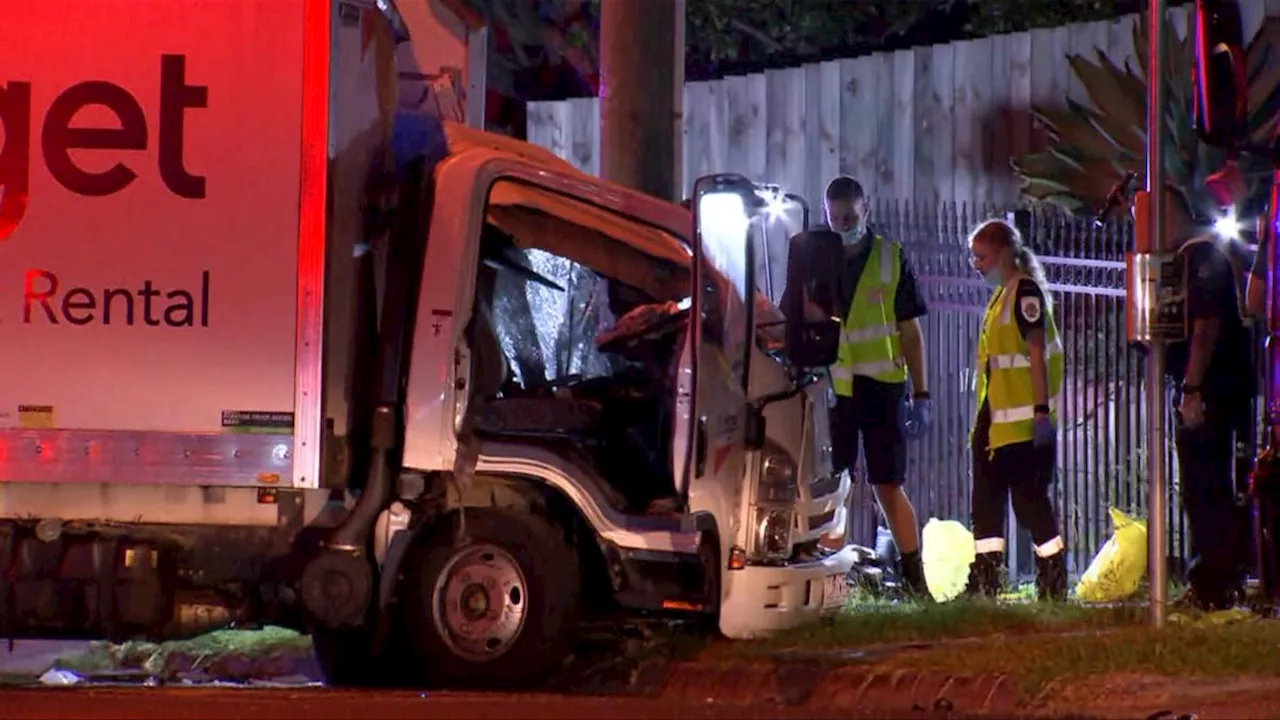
[1012,13,1280,218]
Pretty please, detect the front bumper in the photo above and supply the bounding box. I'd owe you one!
[718,544,857,639]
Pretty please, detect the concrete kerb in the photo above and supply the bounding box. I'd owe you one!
[643,660,1023,715]
[637,658,1280,718]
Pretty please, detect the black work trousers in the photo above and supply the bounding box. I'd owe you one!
[972,438,1061,552]
[1174,391,1247,607]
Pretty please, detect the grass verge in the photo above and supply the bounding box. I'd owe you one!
[707,590,1149,659]
[891,611,1280,695]
[705,587,1277,698]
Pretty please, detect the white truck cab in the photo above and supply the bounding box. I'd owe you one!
[386,127,857,647]
[0,0,854,688]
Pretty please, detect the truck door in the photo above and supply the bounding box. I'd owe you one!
[678,176,760,514]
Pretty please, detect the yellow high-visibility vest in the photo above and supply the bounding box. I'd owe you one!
[830,235,908,396]
[972,274,1065,451]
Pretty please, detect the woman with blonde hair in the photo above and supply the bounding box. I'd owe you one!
[965,218,1068,601]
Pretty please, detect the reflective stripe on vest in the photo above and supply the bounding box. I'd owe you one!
[972,275,1065,452]
[831,236,907,396]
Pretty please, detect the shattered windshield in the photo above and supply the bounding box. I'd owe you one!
[491,246,619,385]
[480,183,689,388]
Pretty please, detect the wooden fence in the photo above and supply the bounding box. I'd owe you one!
[527,2,1280,209]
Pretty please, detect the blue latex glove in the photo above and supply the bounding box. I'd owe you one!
[1032,414,1055,448]
[902,397,933,440]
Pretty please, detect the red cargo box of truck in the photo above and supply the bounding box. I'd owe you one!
[0,0,333,488]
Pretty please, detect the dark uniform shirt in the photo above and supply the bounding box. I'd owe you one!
[1164,238,1253,401]
[973,278,1046,452]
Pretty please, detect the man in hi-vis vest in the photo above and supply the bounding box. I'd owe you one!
[807,177,932,598]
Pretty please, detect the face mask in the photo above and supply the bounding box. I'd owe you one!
[839,223,865,246]
[982,269,1002,287]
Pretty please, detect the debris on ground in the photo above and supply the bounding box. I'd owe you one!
[1075,508,1148,603]
[920,518,976,602]
[38,669,84,686]
[44,626,316,686]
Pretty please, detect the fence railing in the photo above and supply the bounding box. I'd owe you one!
[834,200,1205,579]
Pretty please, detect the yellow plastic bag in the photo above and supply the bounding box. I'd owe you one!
[921,518,976,602]
[1075,507,1148,602]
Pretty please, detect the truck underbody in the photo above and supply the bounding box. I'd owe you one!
[0,470,717,684]
[0,493,313,642]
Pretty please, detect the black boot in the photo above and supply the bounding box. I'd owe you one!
[966,552,1005,598]
[1035,552,1068,602]
[898,549,930,601]
[1187,560,1243,611]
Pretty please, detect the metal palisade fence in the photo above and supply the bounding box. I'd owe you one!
[840,200,1207,580]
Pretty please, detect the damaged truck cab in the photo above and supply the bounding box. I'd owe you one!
[0,0,854,687]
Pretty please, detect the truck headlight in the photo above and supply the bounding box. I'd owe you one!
[758,448,798,502]
[751,445,797,560]
[754,507,793,559]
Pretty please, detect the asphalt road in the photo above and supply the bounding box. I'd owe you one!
[1,687,892,720]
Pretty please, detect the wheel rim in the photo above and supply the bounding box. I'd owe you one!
[430,543,528,662]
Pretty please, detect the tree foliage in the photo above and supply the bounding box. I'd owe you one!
[964,0,1146,36]
[680,0,1154,72]
[682,0,963,70]
[463,0,1160,96]
[1010,14,1280,217]
[479,0,601,99]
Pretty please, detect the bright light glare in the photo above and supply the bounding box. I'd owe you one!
[1214,208,1242,240]
[699,191,750,242]
[760,191,788,220]
[697,190,750,296]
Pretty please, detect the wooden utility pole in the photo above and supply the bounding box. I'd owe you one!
[598,0,685,201]
[1144,0,1169,631]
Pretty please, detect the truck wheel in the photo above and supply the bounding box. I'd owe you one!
[402,508,581,688]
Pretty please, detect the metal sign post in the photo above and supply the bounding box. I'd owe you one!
[1146,0,1169,630]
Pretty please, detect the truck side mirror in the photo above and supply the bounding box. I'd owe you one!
[1193,0,1248,151]
[782,230,842,368]
[789,318,841,368]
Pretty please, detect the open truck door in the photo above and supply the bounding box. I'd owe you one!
[679,175,761,528]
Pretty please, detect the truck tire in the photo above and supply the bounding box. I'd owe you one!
[696,531,723,632]
[402,508,581,688]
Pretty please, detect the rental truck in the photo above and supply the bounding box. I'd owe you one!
[0,0,855,687]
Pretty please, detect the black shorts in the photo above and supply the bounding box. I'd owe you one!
[830,378,907,486]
